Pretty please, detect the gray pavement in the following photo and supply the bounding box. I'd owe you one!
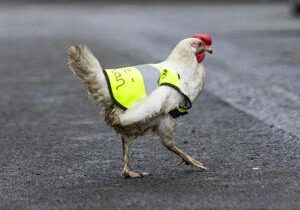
[0,3,299,210]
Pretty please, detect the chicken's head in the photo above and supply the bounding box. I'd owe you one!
[192,34,213,63]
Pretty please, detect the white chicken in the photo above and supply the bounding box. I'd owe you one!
[67,34,213,178]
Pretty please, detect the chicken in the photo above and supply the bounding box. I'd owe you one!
[67,34,213,178]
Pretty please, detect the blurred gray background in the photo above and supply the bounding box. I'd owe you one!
[0,0,299,210]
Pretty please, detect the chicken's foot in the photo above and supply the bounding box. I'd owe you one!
[157,117,207,170]
[169,145,207,170]
[121,136,151,178]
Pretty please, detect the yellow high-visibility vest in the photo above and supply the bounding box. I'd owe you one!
[103,64,192,118]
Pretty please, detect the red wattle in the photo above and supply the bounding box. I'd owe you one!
[196,53,205,63]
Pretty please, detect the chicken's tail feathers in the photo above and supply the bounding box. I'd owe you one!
[67,44,111,107]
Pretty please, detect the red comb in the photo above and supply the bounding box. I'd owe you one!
[192,34,212,46]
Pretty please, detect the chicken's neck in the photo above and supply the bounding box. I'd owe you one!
[166,44,200,80]
[166,47,205,102]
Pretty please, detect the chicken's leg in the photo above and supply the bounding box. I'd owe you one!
[157,116,207,170]
[121,135,151,178]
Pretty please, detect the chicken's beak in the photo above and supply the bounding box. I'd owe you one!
[206,46,213,54]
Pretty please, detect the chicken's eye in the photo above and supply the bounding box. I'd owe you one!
[198,42,204,47]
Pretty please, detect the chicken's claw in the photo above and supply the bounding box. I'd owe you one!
[122,170,151,178]
[188,159,207,170]
[177,157,207,170]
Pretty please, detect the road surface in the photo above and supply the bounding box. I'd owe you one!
[0,2,299,210]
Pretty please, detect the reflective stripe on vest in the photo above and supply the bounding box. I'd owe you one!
[103,64,192,118]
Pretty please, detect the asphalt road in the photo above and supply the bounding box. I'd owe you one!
[0,2,299,210]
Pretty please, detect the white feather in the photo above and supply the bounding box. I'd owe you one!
[67,38,206,136]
